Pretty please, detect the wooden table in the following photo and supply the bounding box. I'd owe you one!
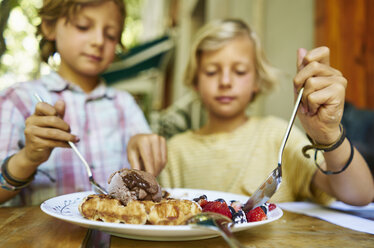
[0,206,373,248]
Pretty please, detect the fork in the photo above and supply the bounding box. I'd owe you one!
[242,88,304,212]
[186,212,247,248]
[33,93,107,194]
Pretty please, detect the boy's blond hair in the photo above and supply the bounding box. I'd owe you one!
[37,0,126,63]
[184,19,278,97]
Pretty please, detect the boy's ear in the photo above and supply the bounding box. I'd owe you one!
[253,80,260,94]
[41,21,56,41]
[250,80,260,102]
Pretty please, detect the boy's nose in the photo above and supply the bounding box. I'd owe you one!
[92,29,104,46]
[219,70,232,87]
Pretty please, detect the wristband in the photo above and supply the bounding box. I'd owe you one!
[0,155,35,191]
[302,124,345,158]
[313,136,354,175]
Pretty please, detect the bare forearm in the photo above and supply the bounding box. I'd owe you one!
[7,149,40,179]
[314,138,374,205]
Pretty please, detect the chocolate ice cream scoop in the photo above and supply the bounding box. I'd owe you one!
[107,168,162,205]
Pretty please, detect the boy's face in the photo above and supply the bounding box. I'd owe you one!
[196,36,258,120]
[52,1,122,80]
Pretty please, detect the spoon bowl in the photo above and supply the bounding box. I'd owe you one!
[186,212,246,248]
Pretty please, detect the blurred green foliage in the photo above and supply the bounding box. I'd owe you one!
[0,0,143,90]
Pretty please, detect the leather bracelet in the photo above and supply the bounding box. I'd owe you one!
[0,172,34,191]
[302,124,345,158]
[313,136,354,175]
[0,155,35,191]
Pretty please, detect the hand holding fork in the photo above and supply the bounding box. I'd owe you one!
[33,93,107,194]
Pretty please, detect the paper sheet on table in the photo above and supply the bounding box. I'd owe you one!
[278,201,374,235]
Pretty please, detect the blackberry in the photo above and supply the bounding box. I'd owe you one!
[260,205,268,215]
[215,198,226,203]
[228,206,236,216]
[232,210,247,224]
[193,194,207,202]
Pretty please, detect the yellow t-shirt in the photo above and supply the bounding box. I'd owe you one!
[158,116,333,204]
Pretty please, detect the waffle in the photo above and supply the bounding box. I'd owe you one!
[78,194,147,224]
[147,199,202,225]
[79,194,201,225]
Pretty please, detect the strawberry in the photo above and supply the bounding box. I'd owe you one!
[198,198,209,208]
[202,201,232,219]
[194,195,209,208]
[246,206,267,222]
[268,203,276,211]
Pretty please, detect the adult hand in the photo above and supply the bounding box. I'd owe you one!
[293,46,347,145]
[24,100,78,165]
[127,134,167,177]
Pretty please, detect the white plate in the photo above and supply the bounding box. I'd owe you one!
[40,188,282,241]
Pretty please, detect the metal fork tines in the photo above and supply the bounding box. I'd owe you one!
[68,141,107,194]
[243,87,304,212]
[33,93,107,194]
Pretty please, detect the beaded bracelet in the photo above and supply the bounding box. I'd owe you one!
[0,155,35,191]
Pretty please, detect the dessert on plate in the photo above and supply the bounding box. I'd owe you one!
[79,168,201,225]
[193,195,277,224]
[79,168,277,225]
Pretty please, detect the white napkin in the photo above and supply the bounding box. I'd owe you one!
[278,201,374,234]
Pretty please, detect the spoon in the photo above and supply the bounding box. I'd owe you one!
[33,93,107,194]
[186,212,246,248]
[243,87,304,211]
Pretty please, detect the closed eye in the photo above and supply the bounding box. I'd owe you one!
[105,33,118,41]
[76,25,89,31]
[205,70,218,76]
[235,70,248,76]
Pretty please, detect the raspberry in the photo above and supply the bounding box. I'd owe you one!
[268,203,276,211]
[203,201,232,219]
[246,206,267,222]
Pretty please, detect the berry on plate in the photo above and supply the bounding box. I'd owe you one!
[268,203,276,211]
[232,210,247,224]
[246,206,267,222]
[202,201,232,219]
[230,200,243,212]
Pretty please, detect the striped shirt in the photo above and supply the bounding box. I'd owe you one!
[158,116,334,205]
[0,72,150,206]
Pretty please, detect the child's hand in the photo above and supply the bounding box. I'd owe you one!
[293,46,347,145]
[24,100,79,165]
[127,134,167,177]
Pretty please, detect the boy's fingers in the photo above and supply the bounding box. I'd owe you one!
[34,102,58,116]
[303,46,330,65]
[138,145,155,176]
[160,137,167,166]
[128,149,142,171]
[297,48,308,71]
[54,100,66,118]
